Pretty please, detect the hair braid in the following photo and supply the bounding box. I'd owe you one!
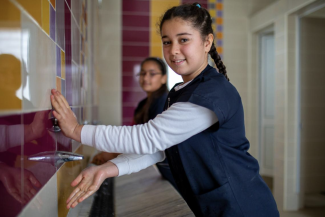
[209,43,229,81]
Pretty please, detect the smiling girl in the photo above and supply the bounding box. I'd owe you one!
[50,3,279,216]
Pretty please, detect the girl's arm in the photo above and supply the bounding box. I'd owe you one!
[50,89,218,154]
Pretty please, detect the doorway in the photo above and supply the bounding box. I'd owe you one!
[259,27,275,178]
[299,4,325,209]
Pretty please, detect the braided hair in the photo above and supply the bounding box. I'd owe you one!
[159,2,229,81]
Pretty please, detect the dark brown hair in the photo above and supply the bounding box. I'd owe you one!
[134,57,168,124]
[159,2,229,81]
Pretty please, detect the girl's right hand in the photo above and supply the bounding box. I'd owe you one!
[66,161,119,209]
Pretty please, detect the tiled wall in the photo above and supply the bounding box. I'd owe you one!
[0,0,98,216]
[300,17,325,195]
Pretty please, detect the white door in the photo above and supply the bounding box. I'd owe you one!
[259,32,275,177]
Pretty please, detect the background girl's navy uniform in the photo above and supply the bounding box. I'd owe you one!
[165,65,279,217]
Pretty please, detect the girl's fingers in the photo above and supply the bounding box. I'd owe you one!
[67,186,81,203]
[51,95,64,115]
[79,189,95,203]
[56,91,70,108]
[67,190,84,208]
[71,174,83,187]
[52,110,62,121]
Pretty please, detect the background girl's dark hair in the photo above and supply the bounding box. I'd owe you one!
[134,57,168,124]
[159,2,229,81]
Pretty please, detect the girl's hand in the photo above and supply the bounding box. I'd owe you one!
[50,89,83,142]
[66,161,119,209]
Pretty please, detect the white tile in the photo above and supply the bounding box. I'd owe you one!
[21,13,56,111]
[18,173,58,217]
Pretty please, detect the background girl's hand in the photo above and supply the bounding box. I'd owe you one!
[66,161,119,209]
[50,89,83,142]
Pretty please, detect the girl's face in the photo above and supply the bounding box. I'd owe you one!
[161,18,213,82]
[139,61,167,94]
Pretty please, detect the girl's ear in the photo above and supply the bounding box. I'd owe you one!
[204,33,214,53]
[161,74,167,85]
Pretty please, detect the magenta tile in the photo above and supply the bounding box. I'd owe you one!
[182,0,207,8]
[123,45,149,58]
[0,114,24,216]
[123,14,149,27]
[123,0,149,13]
[50,4,55,41]
[122,91,146,103]
[56,46,61,77]
[122,29,150,43]
[71,17,80,65]
[56,131,72,152]
[65,0,72,105]
[22,110,56,204]
[56,0,65,50]
[122,75,141,88]
[122,60,142,74]
[66,0,71,8]
[123,106,136,119]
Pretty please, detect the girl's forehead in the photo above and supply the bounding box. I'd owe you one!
[161,18,196,35]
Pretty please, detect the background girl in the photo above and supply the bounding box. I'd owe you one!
[51,3,279,216]
[91,57,176,188]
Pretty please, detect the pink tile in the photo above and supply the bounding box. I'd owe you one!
[122,29,150,43]
[123,1,149,13]
[123,14,149,28]
[122,45,149,58]
[122,91,146,104]
[122,75,141,88]
[22,110,56,204]
[0,114,24,216]
[122,60,142,75]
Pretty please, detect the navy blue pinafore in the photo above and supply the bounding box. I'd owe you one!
[164,65,279,217]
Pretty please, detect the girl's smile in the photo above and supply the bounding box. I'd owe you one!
[161,18,213,82]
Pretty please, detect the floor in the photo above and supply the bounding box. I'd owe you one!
[262,176,325,217]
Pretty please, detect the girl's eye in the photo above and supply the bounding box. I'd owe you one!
[162,41,170,45]
[180,38,188,43]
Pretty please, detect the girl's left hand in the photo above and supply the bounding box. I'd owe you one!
[50,89,82,142]
[66,161,119,209]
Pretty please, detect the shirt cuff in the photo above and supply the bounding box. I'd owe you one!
[81,125,97,147]
[110,156,129,176]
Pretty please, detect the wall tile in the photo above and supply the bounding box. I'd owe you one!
[61,49,65,79]
[56,76,61,93]
[65,1,72,105]
[0,113,23,216]
[123,15,149,28]
[56,46,61,77]
[71,17,80,65]
[16,0,42,25]
[50,0,56,9]
[71,0,81,27]
[56,0,65,50]
[50,4,55,40]
[41,0,50,35]
[22,110,56,204]
[21,13,56,111]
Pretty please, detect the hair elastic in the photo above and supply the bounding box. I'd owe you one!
[196,3,201,8]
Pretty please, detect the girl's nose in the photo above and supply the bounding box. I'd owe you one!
[170,43,179,55]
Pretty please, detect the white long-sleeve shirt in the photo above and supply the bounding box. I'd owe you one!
[81,102,218,176]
